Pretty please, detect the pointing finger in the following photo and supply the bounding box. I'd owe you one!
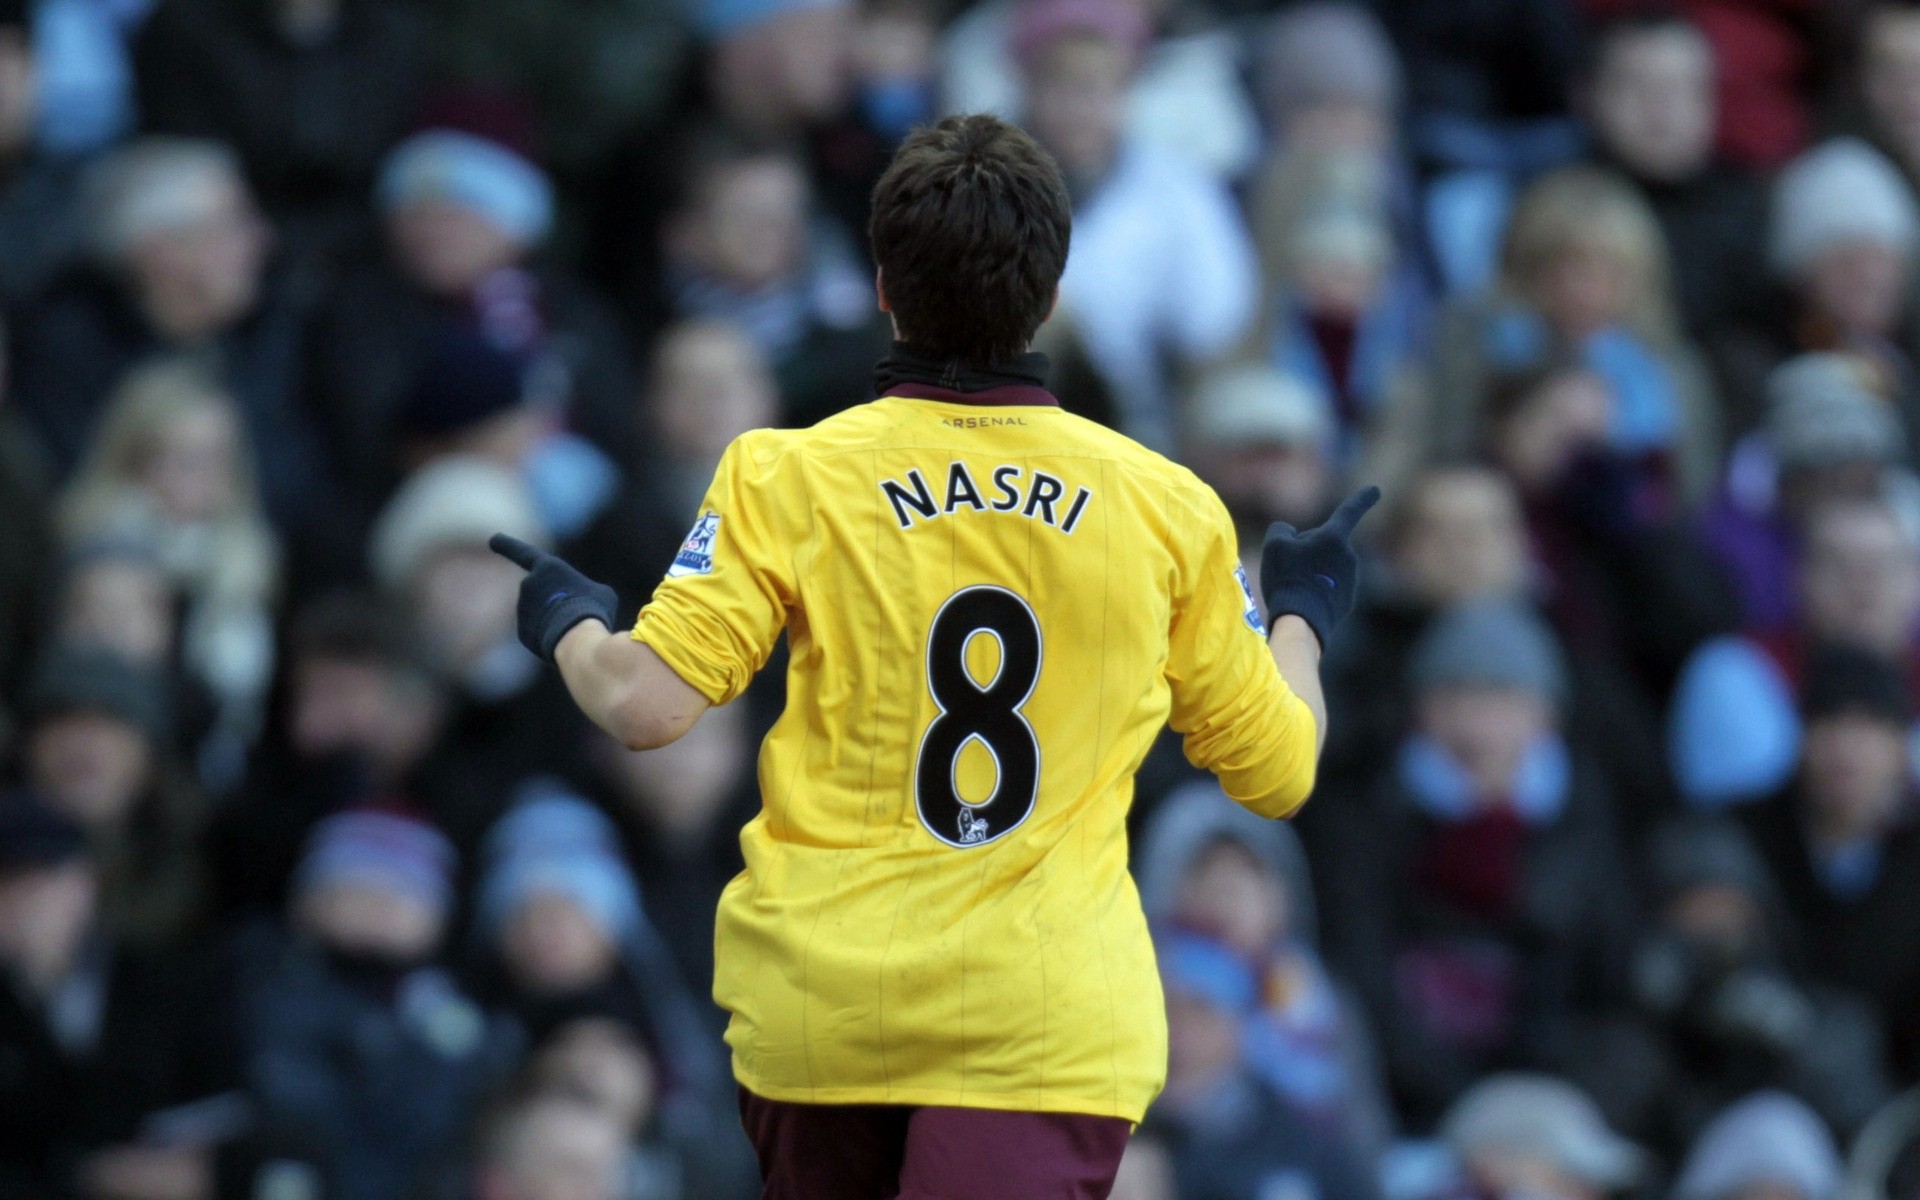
[1325,486,1381,537]
[488,533,542,571]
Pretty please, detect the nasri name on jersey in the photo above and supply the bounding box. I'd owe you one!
[880,461,1094,534]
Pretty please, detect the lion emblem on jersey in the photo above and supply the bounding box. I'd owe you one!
[668,512,720,578]
[956,806,991,845]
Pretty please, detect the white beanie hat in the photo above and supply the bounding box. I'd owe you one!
[1770,138,1920,278]
[1673,1093,1840,1200]
[370,455,547,591]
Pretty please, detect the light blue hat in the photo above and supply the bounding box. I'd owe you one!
[377,129,553,246]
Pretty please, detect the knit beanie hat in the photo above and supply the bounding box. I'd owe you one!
[1260,3,1401,121]
[369,455,547,591]
[1647,819,1775,906]
[1011,0,1152,70]
[1767,353,1904,471]
[379,94,552,247]
[294,809,456,920]
[1445,1075,1646,1191]
[25,644,171,745]
[1410,600,1567,703]
[477,787,642,944]
[1186,363,1334,451]
[1770,138,1920,278]
[482,783,625,862]
[1800,643,1911,727]
[1673,1093,1841,1200]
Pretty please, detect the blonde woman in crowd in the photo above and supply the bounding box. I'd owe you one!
[1386,165,1721,505]
[58,356,280,783]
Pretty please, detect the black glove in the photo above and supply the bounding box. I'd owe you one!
[1260,486,1380,649]
[489,534,619,663]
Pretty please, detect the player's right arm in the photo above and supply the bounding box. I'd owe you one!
[554,627,710,750]
[486,534,711,750]
[490,433,798,751]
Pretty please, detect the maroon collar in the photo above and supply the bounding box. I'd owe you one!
[884,381,1061,408]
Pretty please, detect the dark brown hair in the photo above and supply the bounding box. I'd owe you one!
[869,114,1072,365]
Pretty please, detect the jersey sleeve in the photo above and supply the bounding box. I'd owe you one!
[631,433,798,706]
[1163,489,1318,818]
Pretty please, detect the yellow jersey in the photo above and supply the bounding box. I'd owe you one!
[631,385,1317,1122]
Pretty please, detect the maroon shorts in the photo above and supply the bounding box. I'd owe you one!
[738,1087,1132,1199]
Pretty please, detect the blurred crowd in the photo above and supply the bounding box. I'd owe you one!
[11,0,1920,1199]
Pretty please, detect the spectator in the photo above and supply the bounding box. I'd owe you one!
[1138,783,1394,1168]
[467,1092,630,1200]
[1477,358,1737,692]
[52,539,180,682]
[1373,0,1585,293]
[1432,1074,1645,1200]
[471,787,722,1103]
[1580,12,1768,338]
[849,0,939,150]
[1312,601,1634,1124]
[30,0,143,156]
[1245,147,1432,476]
[655,136,880,427]
[570,320,779,619]
[0,0,88,307]
[697,0,852,142]
[58,358,281,778]
[1672,1093,1842,1200]
[1015,0,1258,451]
[1326,467,1530,761]
[19,644,206,948]
[587,701,756,1010]
[422,0,690,184]
[133,0,429,258]
[1324,464,1675,839]
[1699,353,1908,635]
[307,95,637,536]
[472,787,748,1196]
[942,0,1265,182]
[633,319,777,523]
[1714,139,1920,450]
[1141,928,1380,1200]
[1578,821,1888,1152]
[1738,646,1920,1073]
[398,325,621,543]
[1671,498,1920,807]
[0,789,237,1200]
[8,137,333,537]
[1407,165,1722,504]
[209,592,454,919]
[237,810,514,1200]
[367,456,586,852]
[1181,362,1338,542]
[1256,3,1403,161]
[524,1019,684,1200]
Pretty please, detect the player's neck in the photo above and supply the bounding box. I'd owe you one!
[873,341,1057,408]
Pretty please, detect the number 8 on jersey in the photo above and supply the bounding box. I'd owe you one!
[915,585,1044,847]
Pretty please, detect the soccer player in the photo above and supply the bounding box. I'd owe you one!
[490,114,1377,1200]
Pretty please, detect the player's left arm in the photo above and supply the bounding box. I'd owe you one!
[1165,486,1377,819]
[1267,615,1328,757]
[489,535,710,750]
